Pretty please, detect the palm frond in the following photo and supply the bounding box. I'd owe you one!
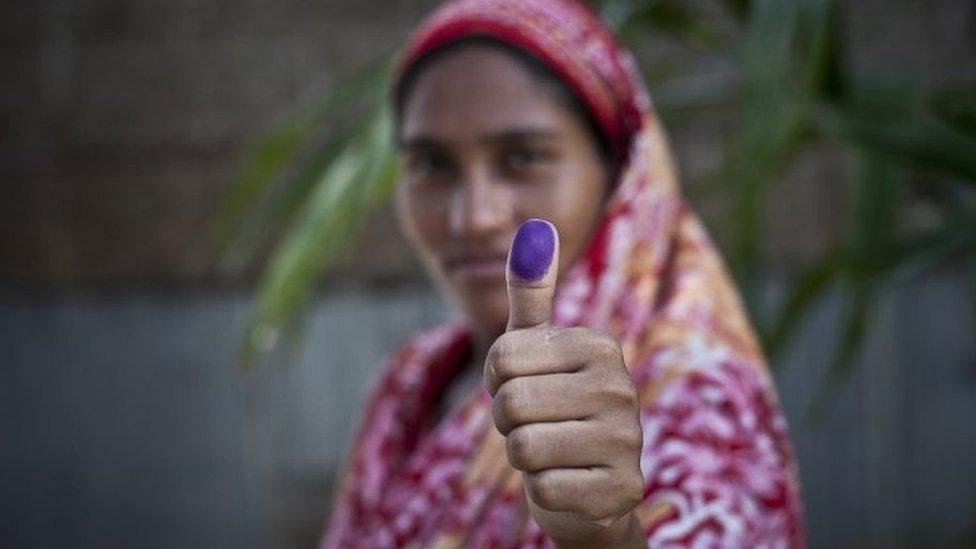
[239,99,398,366]
[842,116,976,183]
[214,59,390,269]
[763,252,842,362]
[729,0,833,312]
[821,148,902,385]
[929,86,976,134]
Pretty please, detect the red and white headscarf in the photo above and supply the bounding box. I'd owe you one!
[323,0,805,546]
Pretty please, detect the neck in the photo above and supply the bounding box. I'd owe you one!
[469,321,505,366]
[431,322,497,422]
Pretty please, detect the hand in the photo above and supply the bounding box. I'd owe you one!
[484,219,646,547]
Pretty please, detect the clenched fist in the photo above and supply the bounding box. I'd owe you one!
[484,219,646,548]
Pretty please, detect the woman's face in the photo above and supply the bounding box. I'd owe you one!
[396,44,610,340]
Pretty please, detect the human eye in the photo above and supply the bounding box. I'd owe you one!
[502,146,554,173]
[405,151,453,182]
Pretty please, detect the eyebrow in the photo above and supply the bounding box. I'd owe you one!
[397,127,561,151]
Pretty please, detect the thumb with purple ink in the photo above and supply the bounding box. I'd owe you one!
[489,218,644,545]
[506,218,559,331]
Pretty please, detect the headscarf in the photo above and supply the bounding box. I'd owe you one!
[322,0,805,546]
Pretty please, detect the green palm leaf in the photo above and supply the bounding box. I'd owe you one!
[215,59,390,271]
[240,100,398,366]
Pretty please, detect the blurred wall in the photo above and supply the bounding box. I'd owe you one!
[1,0,442,288]
[4,0,974,288]
[1,1,975,548]
[3,277,974,548]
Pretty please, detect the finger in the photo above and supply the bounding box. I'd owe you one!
[491,367,640,436]
[485,327,584,395]
[491,373,593,434]
[506,218,559,330]
[523,467,644,520]
[484,327,623,395]
[504,420,642,471]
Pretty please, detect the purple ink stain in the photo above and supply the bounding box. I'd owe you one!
[509,218,555,281]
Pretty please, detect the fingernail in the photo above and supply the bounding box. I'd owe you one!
[509,218,555,281]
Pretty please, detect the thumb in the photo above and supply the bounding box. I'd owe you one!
[506,218,560,331]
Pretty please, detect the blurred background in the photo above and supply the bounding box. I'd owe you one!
[2,0,975,547]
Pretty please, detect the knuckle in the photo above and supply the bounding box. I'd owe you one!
[604,376,639,408]
[537,325,561,342]
[624,471,645,508]
[593,470,644,520]
[486,338,508,375]
[630,422,645,451]
[616,422,643,452]
[593,331,622,362]
[492,385,520,434]
[626,385,640,408]
[526,471,561,509]
[557,326,588,345]
[486,335,518,390]
[581,503,612,523]
[498,383,523,419]
[491,398,511,435]
[611,342,626,366]
[622,377,640,406]
[506,426,537,470]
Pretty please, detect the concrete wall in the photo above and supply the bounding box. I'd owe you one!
[3,272,974,548]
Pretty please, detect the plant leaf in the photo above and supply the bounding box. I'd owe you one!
[239,101,397,366]
[928,86,976,135]
[764,252,842,362]
[218,129,350,274]
[214,58,390,252]
[842,115,976,183]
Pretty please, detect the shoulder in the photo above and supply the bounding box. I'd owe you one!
[633,332,805,545]
[368,322,473,403]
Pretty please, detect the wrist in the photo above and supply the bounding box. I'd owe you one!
[551,512,644,549]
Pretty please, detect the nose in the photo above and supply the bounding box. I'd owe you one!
[449,164,510,237]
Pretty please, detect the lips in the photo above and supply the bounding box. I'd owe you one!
[443,251,508,282]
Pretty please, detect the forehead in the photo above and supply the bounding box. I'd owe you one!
[399,45,575,142]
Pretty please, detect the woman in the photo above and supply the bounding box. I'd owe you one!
[323,0,804,546]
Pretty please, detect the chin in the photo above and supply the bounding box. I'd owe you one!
[456,288,509,339]
[430,267,509,339]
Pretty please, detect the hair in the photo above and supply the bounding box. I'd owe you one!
[392,35,619,184]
